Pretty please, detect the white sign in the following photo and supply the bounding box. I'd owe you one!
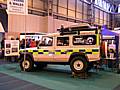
[5,40,19,56]
[7,0,28,15]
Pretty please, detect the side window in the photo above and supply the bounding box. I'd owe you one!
[73,35,96,45]
[57,37,69,46]
[20,39,37,49]
[38,36,53,47]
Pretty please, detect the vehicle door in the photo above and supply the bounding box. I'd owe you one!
[34,36,54,62]
[72,35,100,62]
[53,36,70,62]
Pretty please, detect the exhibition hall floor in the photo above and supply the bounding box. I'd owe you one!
[0,60,120,90]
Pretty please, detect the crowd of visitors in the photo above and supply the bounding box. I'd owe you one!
[20,38,53,49]
[20,39,38,49]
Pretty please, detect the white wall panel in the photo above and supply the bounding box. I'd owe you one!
[58,7,67,15]
[77,0,82,12]
[68,10,75,18]
[100,20,103,25]
[95,8,99,18]
[28,0,32,8]
[76,12,82,19]
[53,19,77,32]
[33,0,44,10]
[100,10,103,20]
[59,0,67,8]
[53,0,58,5]
[53,5,57,13]
[107,14,111,26]
[0,0,6,4]
[83,14,87,20]
[104,12,107,25]
[8,14,47,34]
[95,18,99,24]
[84,3,87,15]
[68,0,75,10]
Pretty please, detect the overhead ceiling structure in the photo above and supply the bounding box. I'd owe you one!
[113,0,120,3]
[109,0,120,5]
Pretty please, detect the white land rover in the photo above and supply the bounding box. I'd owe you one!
[19,25,100,74]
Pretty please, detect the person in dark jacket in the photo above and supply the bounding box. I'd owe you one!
[1,38,5,58]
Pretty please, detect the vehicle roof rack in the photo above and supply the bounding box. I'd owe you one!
[57,25,97,35]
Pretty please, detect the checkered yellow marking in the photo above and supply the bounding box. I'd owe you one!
[43,52,49,55]
[67,52,73,55]
[33,52,38,55]
[55,52,61,55]
[61,49,66,52]
[20,48,99,55]
[20,50,24,52]
[86,49,92,52]
[92,52,99,54]
[38,50,44,52]
[28,50,33,52]
[96,34,99,46]
[73,49,79,52]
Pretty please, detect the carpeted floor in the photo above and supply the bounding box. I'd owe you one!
[0,60,120,90]
[0,73,51,90]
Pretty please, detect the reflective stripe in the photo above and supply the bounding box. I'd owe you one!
[33,52,38,55]
[67,52,73,55]
[61,49,66,53]
[20,48,99,55]
[20,50,24,52]
[92,52,99,54]
[86,49,92,52]
[28,50,33,52]
[38,50,44,52]
[43,52,49,55]
[96,29,100,46]
[55,52,61,55]
[73,49,79,52]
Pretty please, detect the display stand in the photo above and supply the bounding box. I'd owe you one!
[101,35,120,73]
[4,40,19,62]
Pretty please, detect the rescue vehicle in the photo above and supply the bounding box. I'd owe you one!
[19,24,101,74]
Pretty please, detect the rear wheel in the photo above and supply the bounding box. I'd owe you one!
[70,56,88,73]
[20,56,34,72]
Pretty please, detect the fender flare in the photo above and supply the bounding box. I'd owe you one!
[69,52,88,63]
[19,52,34,62]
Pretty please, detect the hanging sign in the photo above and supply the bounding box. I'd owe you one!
[7,0,28,15]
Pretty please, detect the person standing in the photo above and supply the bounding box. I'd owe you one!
[1,38,5,49]
[30,39,36,47]
[1,38,5,58]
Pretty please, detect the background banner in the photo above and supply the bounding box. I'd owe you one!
[7,0,28,15]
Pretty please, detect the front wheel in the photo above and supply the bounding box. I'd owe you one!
[20,56,34,72]
[70,56,88,73]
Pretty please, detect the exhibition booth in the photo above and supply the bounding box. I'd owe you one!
[101,26,120,72]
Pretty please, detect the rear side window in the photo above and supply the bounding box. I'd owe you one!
[73,35,96,45]
[57,37,69,46]
[38,36,53,47]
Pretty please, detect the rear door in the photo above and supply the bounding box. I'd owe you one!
[72,35,100,62]
[53,36,70,62]
[34,36,54,62]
